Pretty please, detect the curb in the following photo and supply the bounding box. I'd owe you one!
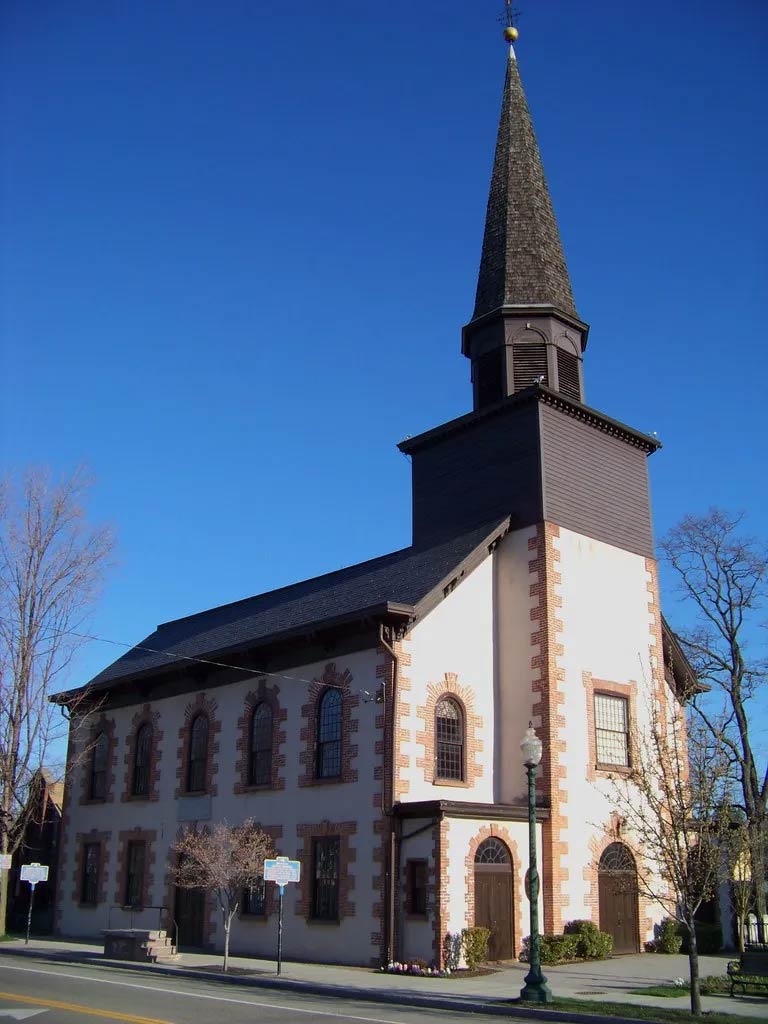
[0,945,680,1024]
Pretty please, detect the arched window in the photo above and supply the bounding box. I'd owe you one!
[435,697,464,781]
[475,837,511,864]
[132,723,152,797]
[249,702,272,786]
[316,688,342,779]
[89,731,109,800]
[599,842,637,874]
[187,714,209,793]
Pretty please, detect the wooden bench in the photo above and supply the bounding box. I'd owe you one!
[727,950,768,997]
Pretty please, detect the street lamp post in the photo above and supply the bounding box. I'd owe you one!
[520,723,552,1004]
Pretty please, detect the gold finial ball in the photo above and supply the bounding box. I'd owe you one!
[503,26,519,43]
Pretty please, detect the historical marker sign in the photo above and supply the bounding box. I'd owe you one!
[20,863,48,886]
[264,857,300,886]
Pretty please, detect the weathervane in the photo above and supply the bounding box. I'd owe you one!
[500,1,521,43]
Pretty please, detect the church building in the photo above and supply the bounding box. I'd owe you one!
[54,30,691,967]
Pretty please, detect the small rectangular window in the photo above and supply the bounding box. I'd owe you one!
[242,877,266,917]
[81,842,100,905]
[312,836,340,921]
[594,693,629,766]
[406,859,428,917]
[124,840,146,908]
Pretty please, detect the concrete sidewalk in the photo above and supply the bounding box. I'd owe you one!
[1,937,765,1020]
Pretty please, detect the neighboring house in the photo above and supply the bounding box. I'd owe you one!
[8,768,64,934]
[53,39,692,966]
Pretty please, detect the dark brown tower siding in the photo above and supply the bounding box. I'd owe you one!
[408,400,542,547]
[539,404,654,557]
[404,392,657,558]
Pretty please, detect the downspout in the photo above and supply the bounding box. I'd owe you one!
[378,623,400,965]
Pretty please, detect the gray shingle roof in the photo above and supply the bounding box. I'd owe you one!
[473,51,577,320]
[78,518,510,693]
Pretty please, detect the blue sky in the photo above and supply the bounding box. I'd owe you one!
[1,0,766,728]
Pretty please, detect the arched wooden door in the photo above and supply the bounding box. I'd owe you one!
[598,842,640,954]
[474,837,514,961]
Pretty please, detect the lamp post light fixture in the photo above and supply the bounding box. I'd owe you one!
[520,723,552,1004]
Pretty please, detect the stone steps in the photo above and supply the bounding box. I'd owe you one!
[103,928,180,964]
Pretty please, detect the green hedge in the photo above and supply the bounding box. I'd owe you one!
[461,927,490,969]
[564,919,614,959]
[521,932,579,964]
[653,917,683,954]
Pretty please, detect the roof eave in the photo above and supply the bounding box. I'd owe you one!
[51,600,415,706]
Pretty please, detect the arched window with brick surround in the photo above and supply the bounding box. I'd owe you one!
[89,731,109,800]
[316,688,342,780]
[131,723,152,797]
[187,713,209,793]
[249,702,272,786]
[435,696,464,781]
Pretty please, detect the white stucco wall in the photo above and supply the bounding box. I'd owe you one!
[402,555,496,804]
[552,526,665,938]
[59,647,384,966]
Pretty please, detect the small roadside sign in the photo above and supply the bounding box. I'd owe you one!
[263,857,301,977]
[20,863,49,946]
[264,857,300,885]
[20,863,48,886]
[0,855,12,871]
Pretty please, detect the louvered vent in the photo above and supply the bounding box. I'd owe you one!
[513,344,548,391]
[556,348,581,401]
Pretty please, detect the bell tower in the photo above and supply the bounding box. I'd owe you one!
[463,44,589,410]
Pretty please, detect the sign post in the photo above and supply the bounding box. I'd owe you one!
[263,857,301,976]
[19,863,48,946]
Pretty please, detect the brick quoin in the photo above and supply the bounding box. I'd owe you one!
[114,828,158,909]
[72,829,111,908]
[415,673,484,788]
[121,705,163,803]
[378,637,412,801]
[298,663,359,787]
[528,523,569,935]
[233,681,287,794]
[430,817,450,966]
[645,558,670,716]
[464,825,524,957]
[175,693,221,798]
[294,821,357,923]
[79,715,118,806]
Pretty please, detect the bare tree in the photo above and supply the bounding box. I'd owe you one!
[0,467,114,933]
[724,820,754,953]
[608,700,733,1015]
[661,509,767,937]
[169,820,274,971]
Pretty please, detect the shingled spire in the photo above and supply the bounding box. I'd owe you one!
[462,44,588,412]
[474,49,576,319]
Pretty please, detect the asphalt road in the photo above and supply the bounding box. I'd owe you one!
[0,955,529,1024]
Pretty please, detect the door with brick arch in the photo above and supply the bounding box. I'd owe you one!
[174,882,205,948]
[598,842,640,954]
[474,837,514,961]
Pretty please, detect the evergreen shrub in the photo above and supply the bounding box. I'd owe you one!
[461,926,490,969]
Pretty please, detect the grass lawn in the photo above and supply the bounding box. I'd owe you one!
[514,995,768,1024]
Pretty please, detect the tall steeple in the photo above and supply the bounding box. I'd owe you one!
[473,50,577,320]
[462,35,589,412]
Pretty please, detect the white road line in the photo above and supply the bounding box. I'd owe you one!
[0,963,422,1024]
